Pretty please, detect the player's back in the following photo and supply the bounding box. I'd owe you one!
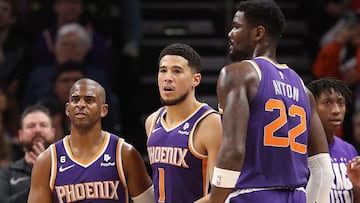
[235,57,311,190]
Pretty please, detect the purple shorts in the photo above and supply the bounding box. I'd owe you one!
[227,188,306,203]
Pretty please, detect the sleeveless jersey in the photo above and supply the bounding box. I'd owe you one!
[235,57,311,189]
[329,136,358,203]
[49,132,129,203]
[147,103,217,203]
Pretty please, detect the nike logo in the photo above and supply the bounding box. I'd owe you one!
[152,127,162,133]
[10,176,29,185]
[59,164,75,172]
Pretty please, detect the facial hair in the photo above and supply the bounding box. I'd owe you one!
[160,90,189,106]
[22,133,50,152]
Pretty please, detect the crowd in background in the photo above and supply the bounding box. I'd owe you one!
[0,0,143,168]
[1,0,360,170]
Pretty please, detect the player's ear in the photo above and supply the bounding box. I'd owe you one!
[100,104,109,118]
[193,73,201,87]
[254,25,265,41]
[65,103,70,116]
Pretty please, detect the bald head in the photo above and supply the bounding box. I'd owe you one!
[71,78,106,104]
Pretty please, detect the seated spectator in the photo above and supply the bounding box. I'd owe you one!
[0,104,56,203]
[312,10,360,140]
[23,23,121,135]
[312,11,360,86]
[31,0,111,73]
[36,61,85,141]
[0,0,32,101]
[0,82,20,165]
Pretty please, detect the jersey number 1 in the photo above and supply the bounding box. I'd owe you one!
[158,168,165,202]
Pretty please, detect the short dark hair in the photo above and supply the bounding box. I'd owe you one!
[20,105,52,128]
[306,77,353,107]
[55,61,86,80]
[158,43,202,73]
[236,0,286,40]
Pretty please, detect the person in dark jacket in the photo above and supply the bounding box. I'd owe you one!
[0,105,55,203]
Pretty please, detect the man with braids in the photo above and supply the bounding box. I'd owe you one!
[307,77,360,202]
[28,78,155,203]
[209,0,333,202]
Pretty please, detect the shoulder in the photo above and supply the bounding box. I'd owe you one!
[195,107,222,138]
[199,108,221,126]
[336,137,358,152]
[145,107,163,135]
[36,148,52,165]
[120,142,144,167]
[196,111,222,138]
[145,108,163,123]
[31,148,52,177]
[219,60,260,88]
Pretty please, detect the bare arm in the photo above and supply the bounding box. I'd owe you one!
[27,149,53,203]
[209,62,259,203]
[145,111,158,138]
[122,142,154,202]
[193,112,222,203]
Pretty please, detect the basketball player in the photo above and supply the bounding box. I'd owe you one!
[28,78,155,203]
[307,77,360,202]
[209,0,334,202]
[145,43,223,202]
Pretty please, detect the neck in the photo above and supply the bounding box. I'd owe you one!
[164,99,201,127]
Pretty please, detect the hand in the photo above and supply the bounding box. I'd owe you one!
[341,67,359,85]
[24,141,46,165]
[347,156,360,188]
[336,25,357,44]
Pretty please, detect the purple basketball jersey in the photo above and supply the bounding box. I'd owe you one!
[49,132,129,203]
[147,104,217,203]
[329,136,358,202]
[235,57,311,190]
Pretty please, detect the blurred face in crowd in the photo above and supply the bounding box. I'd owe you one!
[353,112,360,144]
[349,22,360,45]
[18,111,55,151]
[55,32,88,64]
[54,0,83,24]
[54,70,85,104]
[0,87,7,112]
[0,0,15,29]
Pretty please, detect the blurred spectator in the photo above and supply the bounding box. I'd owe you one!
[312,11,360,86]
[31,0,111,73]
[0,82,21,165]
[0,104,55,203]
[301,0,360,61]
[106,0,143,145]
[23,23,121,135]
[36,61,86,141]
[353,110,360,153]
[312,10,360,142]
[0,0,32,101]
